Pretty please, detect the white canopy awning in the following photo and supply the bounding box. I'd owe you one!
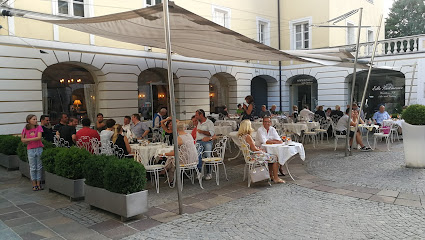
[1,3,304,62]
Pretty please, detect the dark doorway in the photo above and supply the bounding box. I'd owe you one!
[297,85,312,110]
[251,77,268,116]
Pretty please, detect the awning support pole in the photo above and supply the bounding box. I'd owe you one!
[345,8,363,157]
[352,15,383,156]
[407,62,417,106]
[163,0,183,215]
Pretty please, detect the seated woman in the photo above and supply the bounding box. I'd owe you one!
[162,122,198,185]
[160,116,174,145]
[111,124,132,155]
[238,120,284,183]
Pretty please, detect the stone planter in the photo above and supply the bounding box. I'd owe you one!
[45,171,85,200]
[19,160,45,181]
[85,184,148,221]
[0,154,19,170]
[402,122,425,168]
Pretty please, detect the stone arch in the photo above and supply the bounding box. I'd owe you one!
[138,67,178,120]
[345,69,405,118]
[41,61,102,124]
[209,72,237,113]
[250,75,277,116]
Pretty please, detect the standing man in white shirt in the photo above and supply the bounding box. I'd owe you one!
[195,109,215,180]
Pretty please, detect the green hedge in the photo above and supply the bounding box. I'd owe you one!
[55,147,91,180]
[0,135,21,155]
[103,158,146,195]
[83,154,116,188]
[41,147,66,174]
[402,104,425,125]
[17,139,55,162]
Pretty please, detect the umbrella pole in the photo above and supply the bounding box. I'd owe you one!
[353,15,383,155]
[163,0,183,215]
[345,8,363,157]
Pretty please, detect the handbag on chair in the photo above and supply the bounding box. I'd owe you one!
[249,166,270,183]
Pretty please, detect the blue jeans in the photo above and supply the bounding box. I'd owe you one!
[197,140,213,173]
[28,147,43,181]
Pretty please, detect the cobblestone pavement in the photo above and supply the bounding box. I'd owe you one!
[306,142,425,195]
[126,183,425,240]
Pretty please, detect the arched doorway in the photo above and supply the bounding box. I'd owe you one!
[287,74,318,111]
[250,75,278,116]
[347,69,405,118]
[138,68,177,120]
[42,63,96,125]
[209,73,236,114]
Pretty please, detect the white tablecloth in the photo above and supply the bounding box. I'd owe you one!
[215,120,237,130]
[229,131,256,147]
[214,126,232,136]
[283,122,320,136]
[262,142,305,165]
[130,143,173,165]
[383,119,404,127]
[352,124,379,132]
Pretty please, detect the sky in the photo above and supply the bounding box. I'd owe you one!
[383,0,395,18]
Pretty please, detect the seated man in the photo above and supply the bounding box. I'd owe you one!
[270,104,278,115]
[373,105,391,126]
[299,105,314,121]
[255,116,283,147]
[131,113,150,139]
[57,117,78,146]
[258,105,272,118]
[76,118,100,153]
[335,109,371,151]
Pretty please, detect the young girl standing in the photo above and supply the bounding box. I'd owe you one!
[21,114,44,191]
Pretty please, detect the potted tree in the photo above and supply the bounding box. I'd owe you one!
[44,146,90,200]
[18,140,53,179]
[402,104,425,168]
[0,135,21,170]
[84,156,148,221]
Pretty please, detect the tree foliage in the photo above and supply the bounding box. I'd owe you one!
[385,0,425,38]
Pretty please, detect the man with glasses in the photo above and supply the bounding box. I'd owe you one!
[255,116,283,147]
[195,109,215,180]
[40,115,54,142]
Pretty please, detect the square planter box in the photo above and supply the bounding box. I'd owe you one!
[19,160,45,181]
[0,153,19,170]
[85,184,148,221]
[45,171,85,200]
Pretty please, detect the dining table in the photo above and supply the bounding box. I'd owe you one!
[130,143,174,165]
[214,125,232,136]
[214,120,238,131]
[262,142,305,181]
[283,122,320,136]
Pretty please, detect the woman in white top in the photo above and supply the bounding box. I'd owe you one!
[238,120,284,183]
[163,121,198,185]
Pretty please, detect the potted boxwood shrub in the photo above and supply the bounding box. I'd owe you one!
[45,146,91,200]
[84,156,148,221]
[402,104,425,168]
[18,140,54,179]
[0,135,21,170]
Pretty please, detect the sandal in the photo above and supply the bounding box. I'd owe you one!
[273,178,286,184]
[37,185,44,190]
[32,186,39,191]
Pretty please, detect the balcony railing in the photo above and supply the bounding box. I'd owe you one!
[341,34,425,58]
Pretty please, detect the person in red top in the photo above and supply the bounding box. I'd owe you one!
[76,118,100,154]
[21,114,44,191]
[190,115,198,142]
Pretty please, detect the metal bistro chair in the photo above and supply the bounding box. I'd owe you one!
[315,118,331,143]
[200,136,229,186]
[53,136,70,148]
[331,121,347,151]
[172,143,203,191]
[239,136,271,187]
[373,127,391,151]
[76,136,100,154]
[100,141,125,158]
[135,149,168,193]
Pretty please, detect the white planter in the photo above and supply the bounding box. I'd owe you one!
[0,154,19,170]
[402,122,425,168]
[85,184,148,221]
[45,171,85,200]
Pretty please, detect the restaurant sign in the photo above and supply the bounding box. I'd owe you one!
[371,83,404,99]
[292,77,316,85]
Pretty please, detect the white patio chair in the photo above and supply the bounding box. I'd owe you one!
[331,121,347,151]
[135,149,168,193]
[76,136,100,154]
[53,136,70,148]
[373,127,391,151]
[315,119,331,143]
[239,136,271,187]
[173,143,203,190]
[200,136,229,186]
[302,130,318,148]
